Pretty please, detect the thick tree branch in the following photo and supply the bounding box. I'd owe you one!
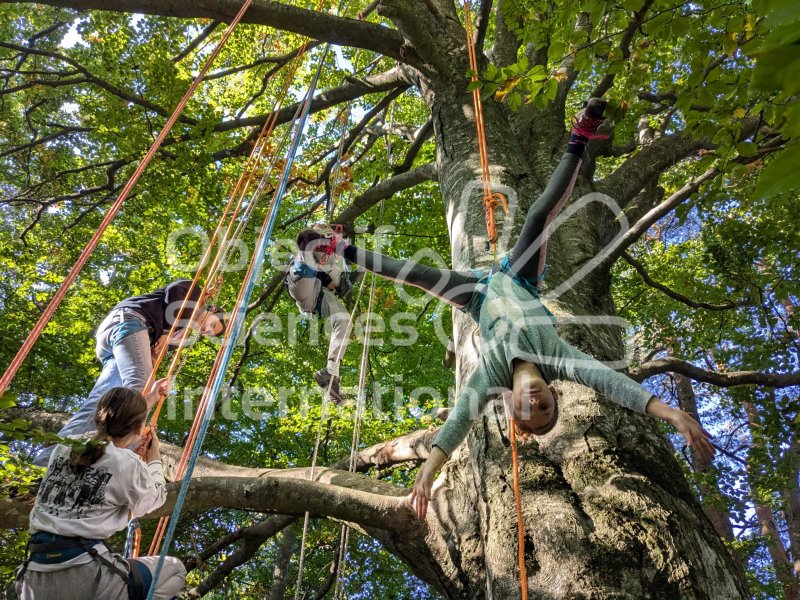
[621,251,746,311]
[187,515,297,597]
[0,470,417,530]
[2,0,412,66]
[629,359,800,388]
[182,427,435,589]
[171,20,221,63]
[597,166,721,271]
[334,162,437,230]
[474,0,493,57]
[394,117,433,174]
[599,134,708,208]
[489,0,521,67]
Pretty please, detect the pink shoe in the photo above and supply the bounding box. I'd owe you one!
[571,98,608,140]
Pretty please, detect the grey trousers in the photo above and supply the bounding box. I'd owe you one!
[17,554,186,600]
[319,288,351,377]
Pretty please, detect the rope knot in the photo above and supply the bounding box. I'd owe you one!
[484,191,508,213]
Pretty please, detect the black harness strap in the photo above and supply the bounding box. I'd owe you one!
[15,534,150,600]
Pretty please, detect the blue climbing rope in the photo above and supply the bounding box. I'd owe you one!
[144,41,334,600]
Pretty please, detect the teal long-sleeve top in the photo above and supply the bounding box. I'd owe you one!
[433,272,653,457]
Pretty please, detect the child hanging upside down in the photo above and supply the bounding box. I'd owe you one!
[297,98,714,519]
[35,280,227,466]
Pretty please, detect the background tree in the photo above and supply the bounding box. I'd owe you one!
[0,0,798,597]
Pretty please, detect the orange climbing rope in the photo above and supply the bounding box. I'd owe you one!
[141,45,315,558]
[141,41,312,436]
[463,0,508,251]
[509,420,529,600]
[0,0,255,400]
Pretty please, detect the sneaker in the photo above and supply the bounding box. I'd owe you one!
[572,97,608,140]
[314,368,346,405]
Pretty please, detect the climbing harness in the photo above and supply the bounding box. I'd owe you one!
[16,533,153,600]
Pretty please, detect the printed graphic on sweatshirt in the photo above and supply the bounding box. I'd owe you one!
[37,457,113,518]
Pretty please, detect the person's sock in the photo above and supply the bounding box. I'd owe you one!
[566,134,588,157]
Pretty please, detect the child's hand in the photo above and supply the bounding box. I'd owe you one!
[145,429,161,463]
[646,397,715,464]
[672,409,715,464]
[409,465,436,520]
[144,377,170,410]
[407,446,448,519]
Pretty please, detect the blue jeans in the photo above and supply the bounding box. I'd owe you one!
[33,309,152,466]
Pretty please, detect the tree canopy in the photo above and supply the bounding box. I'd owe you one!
[0,0,798,598]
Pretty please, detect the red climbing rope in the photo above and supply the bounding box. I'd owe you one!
[509,420,530,600]
[0,0,256,399]
[463,0,508,251]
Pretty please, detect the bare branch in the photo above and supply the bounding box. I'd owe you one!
[317,86,409,185]
[172,20,221,63]
[213,67,413,158]
[204,41,321,81]
[621,251,746,311]
[591,0,655,98]
[629,358,800,388]
[394,117,433,174]
[0,125,91,159]
[474,0,493,56]
[335,162,437,230]
[597,166,721,270]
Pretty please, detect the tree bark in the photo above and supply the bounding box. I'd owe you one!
[267,524,296,600]
[674,374,744,575]
[2,0,756,596]
[744,401,799,599]
[365,2,750,596]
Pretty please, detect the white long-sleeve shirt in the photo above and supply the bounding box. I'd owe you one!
[30,441,166,540]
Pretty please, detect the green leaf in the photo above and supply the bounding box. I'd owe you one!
[736,141,758,157]
[544,78,558,101]
[622,0,644,11]
[753,144,800,199]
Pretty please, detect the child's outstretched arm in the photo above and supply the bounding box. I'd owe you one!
[408,368,493,519]
[539,330,714,460]
[645,396,715,463]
